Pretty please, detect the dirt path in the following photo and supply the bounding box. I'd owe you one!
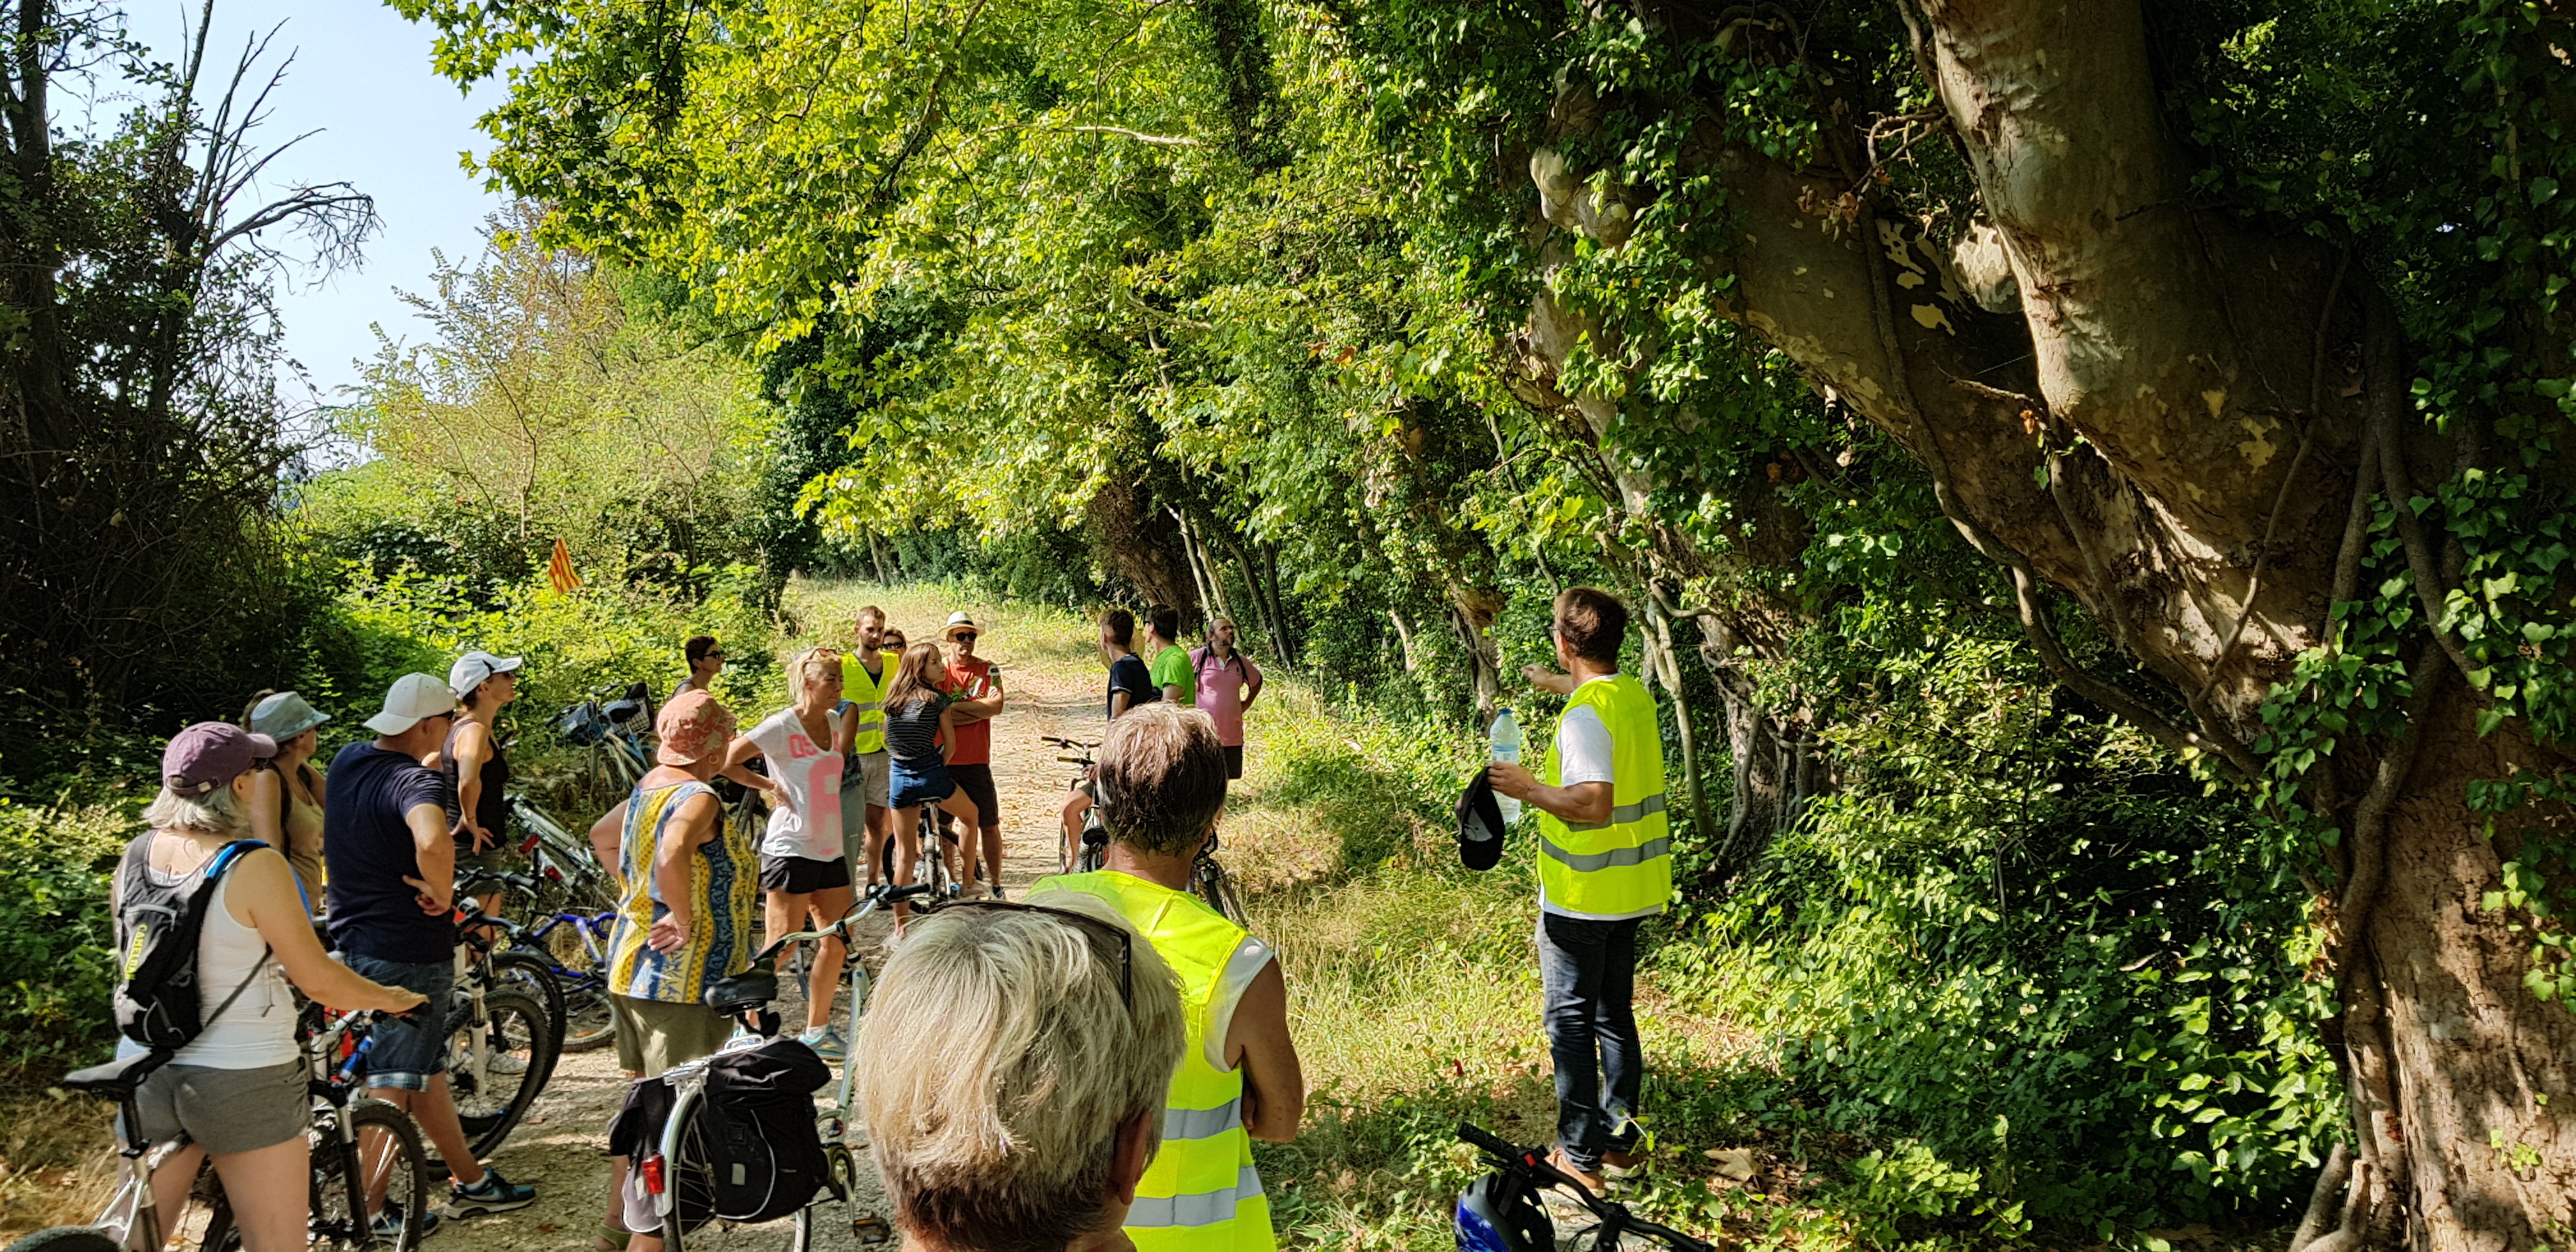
[463,622,1107,1251]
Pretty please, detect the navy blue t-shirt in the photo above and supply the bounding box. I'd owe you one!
[323,742,455,963]
[1106,653,1157,720]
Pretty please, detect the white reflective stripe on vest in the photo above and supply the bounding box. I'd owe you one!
[1540,834,1674,872]
[847,701,883,713]
[1561,792,1668,832]
[1123,1164,1265,1228]
[1163,1096,1244,1141]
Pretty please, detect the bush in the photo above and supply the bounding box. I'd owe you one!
[0,801,132,1080]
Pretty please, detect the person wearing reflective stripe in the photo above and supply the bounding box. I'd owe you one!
[836,606,899,887]
[1489,586,1668,1196]
[1032,703,1303,1252]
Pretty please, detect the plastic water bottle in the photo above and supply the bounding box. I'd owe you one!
[1490,706,1522,825]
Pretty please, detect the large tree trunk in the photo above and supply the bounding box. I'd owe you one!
[1516,1,2576,1241]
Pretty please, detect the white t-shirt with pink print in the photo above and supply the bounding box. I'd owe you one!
[748,707,846,862]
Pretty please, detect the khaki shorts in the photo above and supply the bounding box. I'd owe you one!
[611,995,734,1078]
[126,1058,309,1155]
[842,750,891,811]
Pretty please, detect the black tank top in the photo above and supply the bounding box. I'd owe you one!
[440,721,510,849]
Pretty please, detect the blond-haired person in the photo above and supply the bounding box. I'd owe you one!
[725,646,856,1060]
[1032,703,1303,1251]
[854,894,1185,1252]
[119,724,427,1251]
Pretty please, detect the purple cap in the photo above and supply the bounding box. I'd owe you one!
[162,722,277,797]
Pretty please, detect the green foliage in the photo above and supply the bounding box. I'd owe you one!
[0,802,132,1081]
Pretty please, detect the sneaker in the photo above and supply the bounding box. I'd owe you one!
[374,1200,442,1241]
[444,1166,537,1216]
[1600,1148,1648,1181]
[987,883,1007,903]
[1544,1149,1609,1198]
[799,1025,848,1064]
[487,1050,529,1076]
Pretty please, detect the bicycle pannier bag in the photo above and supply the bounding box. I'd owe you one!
[702,1037,832,1223]
[112,836,270,1051]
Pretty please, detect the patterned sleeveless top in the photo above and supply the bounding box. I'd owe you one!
[606,780,757,1004]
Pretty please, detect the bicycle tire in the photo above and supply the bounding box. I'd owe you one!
[4,1228,124,1252]
[324,1099,429,1250]
[787,1143,890,1252]
[492,949,571,1071]
[662,1095,806,1252]
[541,913,618,1052]
[454,987,557,1157]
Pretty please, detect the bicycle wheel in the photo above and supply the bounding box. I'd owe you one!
[314,1098,429,1250]
[493,950,571,1070]
[661,1097,805,1252]
[454,988,557,1157]
[3,1230,122,1252]
[546,915,618,1053]
[914,809,950,897]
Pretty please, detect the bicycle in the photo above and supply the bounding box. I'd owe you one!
[1189,832,1246,925]
[508,792,619,915]
[441,894,560,1159]
[639,883,931,1252]
[1044,735,1107,874]
[459,871,581,1057]
[464,867,618,1053]
[1454,1124,1712,1252]
[556,682,656,807]
[1,1007,441,1252]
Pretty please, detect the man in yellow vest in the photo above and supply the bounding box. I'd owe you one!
[1032,702,1305,1251]
[1488,586,1671,1196]
[836,606,900,888]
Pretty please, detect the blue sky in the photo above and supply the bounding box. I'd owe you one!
[120,1,509,406]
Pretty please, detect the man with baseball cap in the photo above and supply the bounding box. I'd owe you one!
[937,611,1007,897]
[325,674,538,1219]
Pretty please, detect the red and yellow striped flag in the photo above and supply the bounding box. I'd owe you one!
[548,537,582,594]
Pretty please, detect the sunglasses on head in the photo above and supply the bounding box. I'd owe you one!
[937,900,1132,1009]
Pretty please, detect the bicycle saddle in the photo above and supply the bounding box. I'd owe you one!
[63,1049,171,1099]
[702,968,780,1015]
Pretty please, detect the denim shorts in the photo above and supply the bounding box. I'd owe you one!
[889,758,955,809]
[342,954,457,1090]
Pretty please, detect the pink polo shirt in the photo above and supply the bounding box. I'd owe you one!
[1191,648,1263,747]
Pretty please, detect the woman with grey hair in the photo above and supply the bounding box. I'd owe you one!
[853,895,1186,1252]
[116,723,427,1251]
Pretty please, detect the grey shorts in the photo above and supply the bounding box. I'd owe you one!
[126,1059,309,1155]
[841,750,891,812]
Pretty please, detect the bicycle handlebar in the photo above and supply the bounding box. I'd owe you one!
[1455,1122,1715,1252]
[748,882,933,965]
[1040,736,1098,749]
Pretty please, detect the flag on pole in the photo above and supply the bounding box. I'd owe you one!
[548,537,582,594]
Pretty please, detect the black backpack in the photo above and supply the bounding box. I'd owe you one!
[112,834,272,1053]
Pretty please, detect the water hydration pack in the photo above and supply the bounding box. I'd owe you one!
[111,835,272,1053]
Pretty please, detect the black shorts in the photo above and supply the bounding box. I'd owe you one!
[940,763,999,829]
[760,853,852,894]
[1223,744,1244,780]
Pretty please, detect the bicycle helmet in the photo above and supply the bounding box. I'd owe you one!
[1455,1172,1552,1252]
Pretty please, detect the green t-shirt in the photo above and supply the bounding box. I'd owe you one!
[1150,643,1196,707]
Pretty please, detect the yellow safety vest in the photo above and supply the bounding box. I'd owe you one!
[1537,674,1672,917]
[1029,871,1275,1252]
[841,649,897,756]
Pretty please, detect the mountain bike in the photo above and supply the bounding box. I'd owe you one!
[463,868,618,1053]
[557,682,656,807]
[1454,1124,1712,1252]
[640,883,932,1252]
[443,897,560,1159]
[1045,735,1107,874]
[508,793,619,915]
[459,872,580,1057]
[914,798,957,900]
[3,1050,240,1252]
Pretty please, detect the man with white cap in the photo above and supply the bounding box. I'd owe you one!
[440,650,524,918]
[324,673,539,1220]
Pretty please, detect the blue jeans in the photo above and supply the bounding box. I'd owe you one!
[1537,912,1644,1170]
[343,954,458,1090]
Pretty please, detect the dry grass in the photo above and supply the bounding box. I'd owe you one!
[0,1085,118,1239]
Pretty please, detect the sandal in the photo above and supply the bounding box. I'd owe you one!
[594,1223,633,1252]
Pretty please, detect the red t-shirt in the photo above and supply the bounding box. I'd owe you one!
[940,657,995,766]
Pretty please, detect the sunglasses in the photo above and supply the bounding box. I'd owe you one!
[954,632,978,643]
[705,650,727,660]
[938,901,1132,1009]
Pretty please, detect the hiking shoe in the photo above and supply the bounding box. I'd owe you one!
[1600,1149,1648,1181]
[374,1200,441,1241]
[799,1025,848,1064]
[445,1166,537,1216]
[1545,1149,1609,1198]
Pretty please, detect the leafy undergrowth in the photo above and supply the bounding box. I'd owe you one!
[1225,686,2301,1251]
